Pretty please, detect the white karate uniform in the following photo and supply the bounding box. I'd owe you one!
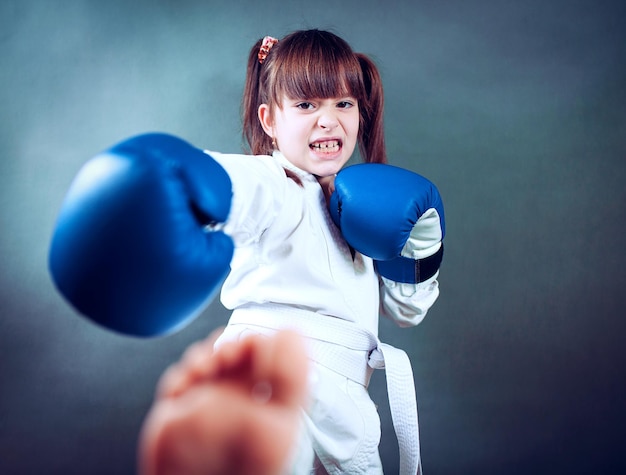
[210,150,440,474]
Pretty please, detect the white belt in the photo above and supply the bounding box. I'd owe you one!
[228,304,422,475]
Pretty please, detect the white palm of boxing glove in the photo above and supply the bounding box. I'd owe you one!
[401,207,443,260]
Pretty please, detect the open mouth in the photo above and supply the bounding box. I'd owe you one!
[310,139,342,154]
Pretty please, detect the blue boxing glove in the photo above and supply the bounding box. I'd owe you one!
[49,133,234,337]
[329,163,445,284]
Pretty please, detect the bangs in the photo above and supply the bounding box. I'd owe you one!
[267,30,365,102]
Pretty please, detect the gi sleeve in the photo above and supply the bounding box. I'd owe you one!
[207,151,287,246]
[379,272,440,328]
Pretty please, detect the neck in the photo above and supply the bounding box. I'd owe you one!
[316,175,336,206]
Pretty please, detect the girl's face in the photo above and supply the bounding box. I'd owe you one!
[259,95,360,179]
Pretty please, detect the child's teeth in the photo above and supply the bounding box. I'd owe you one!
[312,141,339,151]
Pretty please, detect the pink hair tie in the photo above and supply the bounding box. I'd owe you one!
[258,36,278,64]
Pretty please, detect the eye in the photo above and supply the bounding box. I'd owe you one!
[337,100,355,109]
[296,102,315,110]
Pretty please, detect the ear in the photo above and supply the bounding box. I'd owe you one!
[258,104,274,138]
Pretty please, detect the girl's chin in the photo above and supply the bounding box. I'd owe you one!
[312,163,344,178]
[311,153,351,174]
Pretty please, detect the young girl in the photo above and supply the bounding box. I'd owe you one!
[140,29,441,475]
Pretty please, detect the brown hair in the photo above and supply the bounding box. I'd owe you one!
[242,29,387,164]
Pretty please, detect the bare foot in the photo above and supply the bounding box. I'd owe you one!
[138,329,309,475]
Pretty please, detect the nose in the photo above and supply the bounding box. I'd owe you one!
[317,108,339,130]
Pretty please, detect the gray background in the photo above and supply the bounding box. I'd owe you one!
[1,0,625,474]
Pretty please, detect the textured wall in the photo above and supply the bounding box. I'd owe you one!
[1,1,625,473]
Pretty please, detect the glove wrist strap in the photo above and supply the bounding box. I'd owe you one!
[375,243,444,284]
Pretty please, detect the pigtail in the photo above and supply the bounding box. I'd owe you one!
[242,38,271,155]
[356,53,387,164]
[241,36,302,185]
